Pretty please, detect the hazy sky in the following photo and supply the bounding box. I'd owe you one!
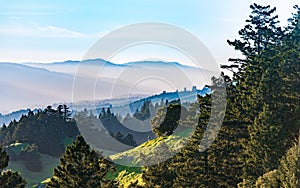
[0,0,298,65]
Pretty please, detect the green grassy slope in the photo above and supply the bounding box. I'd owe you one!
[108,128,192,187]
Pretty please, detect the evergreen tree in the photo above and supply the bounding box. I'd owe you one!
[151,103,182,137]
[133,101,151,121]
[278,132,300,188]
[172,95,214,187]
[242,5,300,185]
[222,3,300,186]
[46,136,115,188]
[254,131,300,188]
[0,145,8,172]
[243,104,283,184]
[207,76,247,187]
[0,170,27,188]
[140,142,176,188]
[141,160,175,188]
[223,4,282,129]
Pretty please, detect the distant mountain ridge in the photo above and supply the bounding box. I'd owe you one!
[23,59,202,76]
[25,58,197,68]
[0,59,217,113]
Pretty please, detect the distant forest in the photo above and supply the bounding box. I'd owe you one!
[0,3,299,188]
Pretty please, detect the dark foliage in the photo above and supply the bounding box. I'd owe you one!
[46,136,115,188]
[0,105,80,157]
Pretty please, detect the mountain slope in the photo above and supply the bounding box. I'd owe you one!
[0,63,73,113]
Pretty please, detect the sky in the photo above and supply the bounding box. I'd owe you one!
[0,0,299,66]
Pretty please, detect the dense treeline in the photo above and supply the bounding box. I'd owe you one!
[0,105,80,157]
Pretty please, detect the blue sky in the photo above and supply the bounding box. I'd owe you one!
[0,0,298,65]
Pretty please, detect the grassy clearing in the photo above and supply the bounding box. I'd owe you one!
[7,153,59,187]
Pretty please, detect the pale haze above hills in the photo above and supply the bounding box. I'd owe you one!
[0,59,218,113]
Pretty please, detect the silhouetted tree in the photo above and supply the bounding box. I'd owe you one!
[151,103,182,136]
